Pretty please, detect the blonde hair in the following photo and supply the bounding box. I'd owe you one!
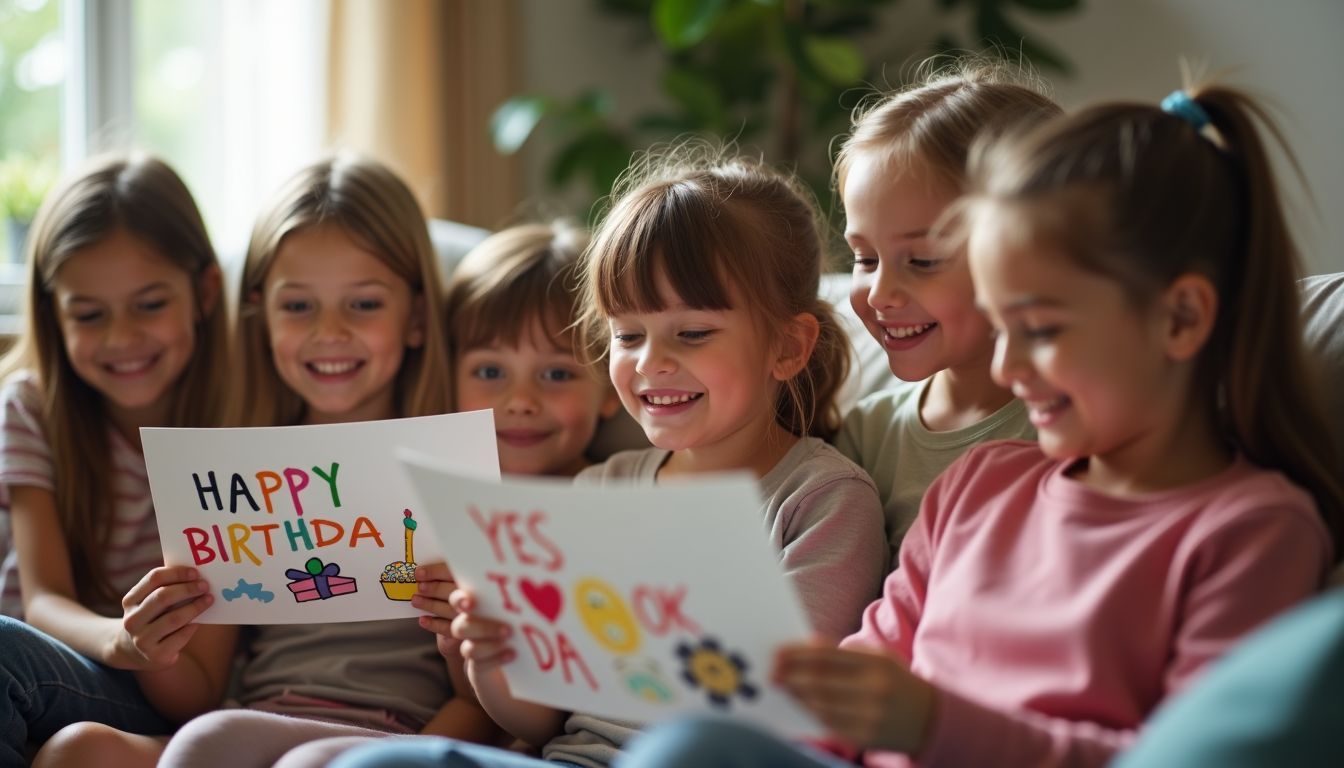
[579,143,848,440]
[233,154,450,426]
[835,56,1061,197]
[961,85,1344,557]
[0,153,229,606]
[446,221,590,357]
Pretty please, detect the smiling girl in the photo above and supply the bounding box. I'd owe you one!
[0,154,234,767]
[447,221,620,477]
[324,146,887,768]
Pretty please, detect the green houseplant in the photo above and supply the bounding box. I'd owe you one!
[0,153,56,262]
[492,0,1080,225]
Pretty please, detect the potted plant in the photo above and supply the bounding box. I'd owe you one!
[0,153,56,263]
[491,0,1080,229]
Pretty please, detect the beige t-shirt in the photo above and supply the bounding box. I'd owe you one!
[835,378,1034,563]
[234,619,452,730]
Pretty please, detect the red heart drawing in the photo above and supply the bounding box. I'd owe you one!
[520,578,563,623]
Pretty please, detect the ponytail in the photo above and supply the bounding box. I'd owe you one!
[1195,87,1344,556]
[964,84,1344,559]
[779,298,850,441]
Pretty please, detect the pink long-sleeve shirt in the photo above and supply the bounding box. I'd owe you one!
[840,440,1333,768]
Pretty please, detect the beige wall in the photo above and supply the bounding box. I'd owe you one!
[518,0,1344,275]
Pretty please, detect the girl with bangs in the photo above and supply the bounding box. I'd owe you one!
[447,221,621,478]
[328,147,886,768]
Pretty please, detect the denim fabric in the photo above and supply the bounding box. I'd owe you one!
[614,716,854,768]
[330,737,584,768]
[0,616,171,768]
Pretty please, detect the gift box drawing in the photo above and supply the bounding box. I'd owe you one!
[285,557,358,602]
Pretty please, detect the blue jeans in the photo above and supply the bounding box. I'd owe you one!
[330,737,584,768]
[0,616,171,768]
[614,716,855,768]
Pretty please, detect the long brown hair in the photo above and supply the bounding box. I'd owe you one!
[0,153,229,605]
[579,143,848,440]
[233,154,450,426]
[963,85,1344,557]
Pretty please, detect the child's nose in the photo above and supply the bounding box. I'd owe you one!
[990,333,1029,388]
[104,312,143,348]
[313,307,351,341]
[504,381,541,415]
[861,261,909,311]
[634,339,675,377]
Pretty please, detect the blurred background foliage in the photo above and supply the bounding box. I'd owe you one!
[491,0,1080,225]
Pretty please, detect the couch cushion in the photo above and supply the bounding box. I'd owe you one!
[1301,273,1344,474]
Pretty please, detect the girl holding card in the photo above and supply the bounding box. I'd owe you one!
[31,155,494,768]
[0,153,235,768]
[327,146,887,768]
[259,221,628,768]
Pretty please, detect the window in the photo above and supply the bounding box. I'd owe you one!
[0,0,63,268]
[0,0,329,272]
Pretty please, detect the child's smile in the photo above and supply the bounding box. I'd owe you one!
[455,330,618,477]
[876,320,937,351]
[263,223,425,425]
[638,389,704,412]
[53,228,211,433]
[305,358,364,378]
[607,274,789,474]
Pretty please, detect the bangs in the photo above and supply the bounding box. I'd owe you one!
[591,182,737,315]
[450,265,579,353]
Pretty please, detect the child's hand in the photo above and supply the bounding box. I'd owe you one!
[773,641,936,754]
[448,587,517,669]
[115,565,212,670]
[412,561,462,660]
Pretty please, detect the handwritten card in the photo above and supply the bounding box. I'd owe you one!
[142,411,499,623]
[399,450,822,737]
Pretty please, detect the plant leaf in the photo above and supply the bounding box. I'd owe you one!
[662,67,726,128]
[548,139,588,188]
[803,35,866,85]
[489,96,550,154]
[973,3,1071,73]
[653,0,727,50]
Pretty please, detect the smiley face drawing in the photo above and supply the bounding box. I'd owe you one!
[615,658,675,705]
[574,578,641,654]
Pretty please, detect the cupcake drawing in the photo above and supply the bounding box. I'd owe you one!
[381,509,419,601]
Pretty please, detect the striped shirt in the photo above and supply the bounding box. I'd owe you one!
[0,374,164,619]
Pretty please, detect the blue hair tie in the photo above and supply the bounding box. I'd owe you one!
[1161,90,1211,131]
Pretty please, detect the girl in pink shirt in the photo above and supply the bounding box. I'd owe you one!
[614,82,1344,768]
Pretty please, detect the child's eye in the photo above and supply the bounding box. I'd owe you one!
[71,310,104,324]
[279,299,313,313]
[907,256,941,271]
[136,298,168,313]
[350,298,384,312]
[472,365,505,381]
[540,367,578,383]
[1024,325,1061,341]
[851,254,878,271]
[679,330,713,342]
[612,332,643,347]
